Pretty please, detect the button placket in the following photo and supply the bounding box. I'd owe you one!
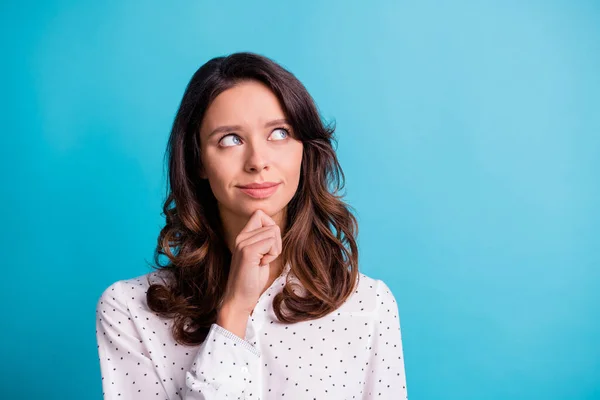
[252,262,291,331]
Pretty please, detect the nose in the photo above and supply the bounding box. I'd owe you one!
[243,140,270,173]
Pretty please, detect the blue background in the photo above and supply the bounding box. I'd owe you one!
[1,1,598,399]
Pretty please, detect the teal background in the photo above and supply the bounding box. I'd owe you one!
[1,1,598,399]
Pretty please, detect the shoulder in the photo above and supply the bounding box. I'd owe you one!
[354,272,402,334]
[95,269,171,316]
[335,271,399,314]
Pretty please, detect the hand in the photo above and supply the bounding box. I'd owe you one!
[221,209,282,315]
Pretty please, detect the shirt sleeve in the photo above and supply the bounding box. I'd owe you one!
[185,323,261,398]
[362,279,409,399]
[96,280,261,400]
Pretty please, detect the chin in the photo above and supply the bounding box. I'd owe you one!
[241,200,287,217]
[243,202,276,215]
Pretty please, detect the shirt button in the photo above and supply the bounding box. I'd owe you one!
[241,366,249,373]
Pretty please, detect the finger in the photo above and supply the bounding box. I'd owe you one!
[255,225,282,255]
[248,237,278,266]
[260,251,279,267]
[235,226,273,246]
[238,230,278,252]
[240,209,276,234]
[239,209,264,233]
[249,225,281,256]
[276,225,282,255]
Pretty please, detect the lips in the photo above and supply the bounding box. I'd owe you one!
[237,182,280,189]
[237,182,281,199]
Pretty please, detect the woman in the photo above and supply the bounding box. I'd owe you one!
[96,52,408,399]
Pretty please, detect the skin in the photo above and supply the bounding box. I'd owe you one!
[198,79,304,292]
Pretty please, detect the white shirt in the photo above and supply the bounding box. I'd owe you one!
[95,262,408,399]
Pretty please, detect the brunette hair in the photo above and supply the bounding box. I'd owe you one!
[146,52,360,346]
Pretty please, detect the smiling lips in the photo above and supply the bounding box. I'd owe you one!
[237,182,281,199]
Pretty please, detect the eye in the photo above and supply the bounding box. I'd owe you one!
[218,127,290,147]
[269,127,290,141]
[219,134,242,147]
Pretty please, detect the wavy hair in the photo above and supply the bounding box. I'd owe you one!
[146,52,360,346]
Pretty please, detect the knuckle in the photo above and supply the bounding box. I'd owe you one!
[239,243,250,255]
[234,239,243,250]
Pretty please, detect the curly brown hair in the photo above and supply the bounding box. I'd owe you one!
[146,52,360,346]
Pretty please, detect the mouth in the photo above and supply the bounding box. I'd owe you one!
[237,182,281,199]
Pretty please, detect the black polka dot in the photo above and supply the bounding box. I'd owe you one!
[96,264,407,398]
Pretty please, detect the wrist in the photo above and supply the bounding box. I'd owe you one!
[217,302,251,339]
[219,298,252,317]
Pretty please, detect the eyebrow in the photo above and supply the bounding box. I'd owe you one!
[207,118,290,140]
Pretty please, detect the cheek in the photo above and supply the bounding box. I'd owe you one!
[203,151,231,179]
[289,146,304,174]
[208,166,233,188]
[202,159,234,195]
[282,148,303,185]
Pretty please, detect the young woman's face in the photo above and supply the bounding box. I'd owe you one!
[198,80,304,218]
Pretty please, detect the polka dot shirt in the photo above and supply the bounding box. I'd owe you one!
[96,262,408,399]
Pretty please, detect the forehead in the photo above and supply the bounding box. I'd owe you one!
[201,80,286,133]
